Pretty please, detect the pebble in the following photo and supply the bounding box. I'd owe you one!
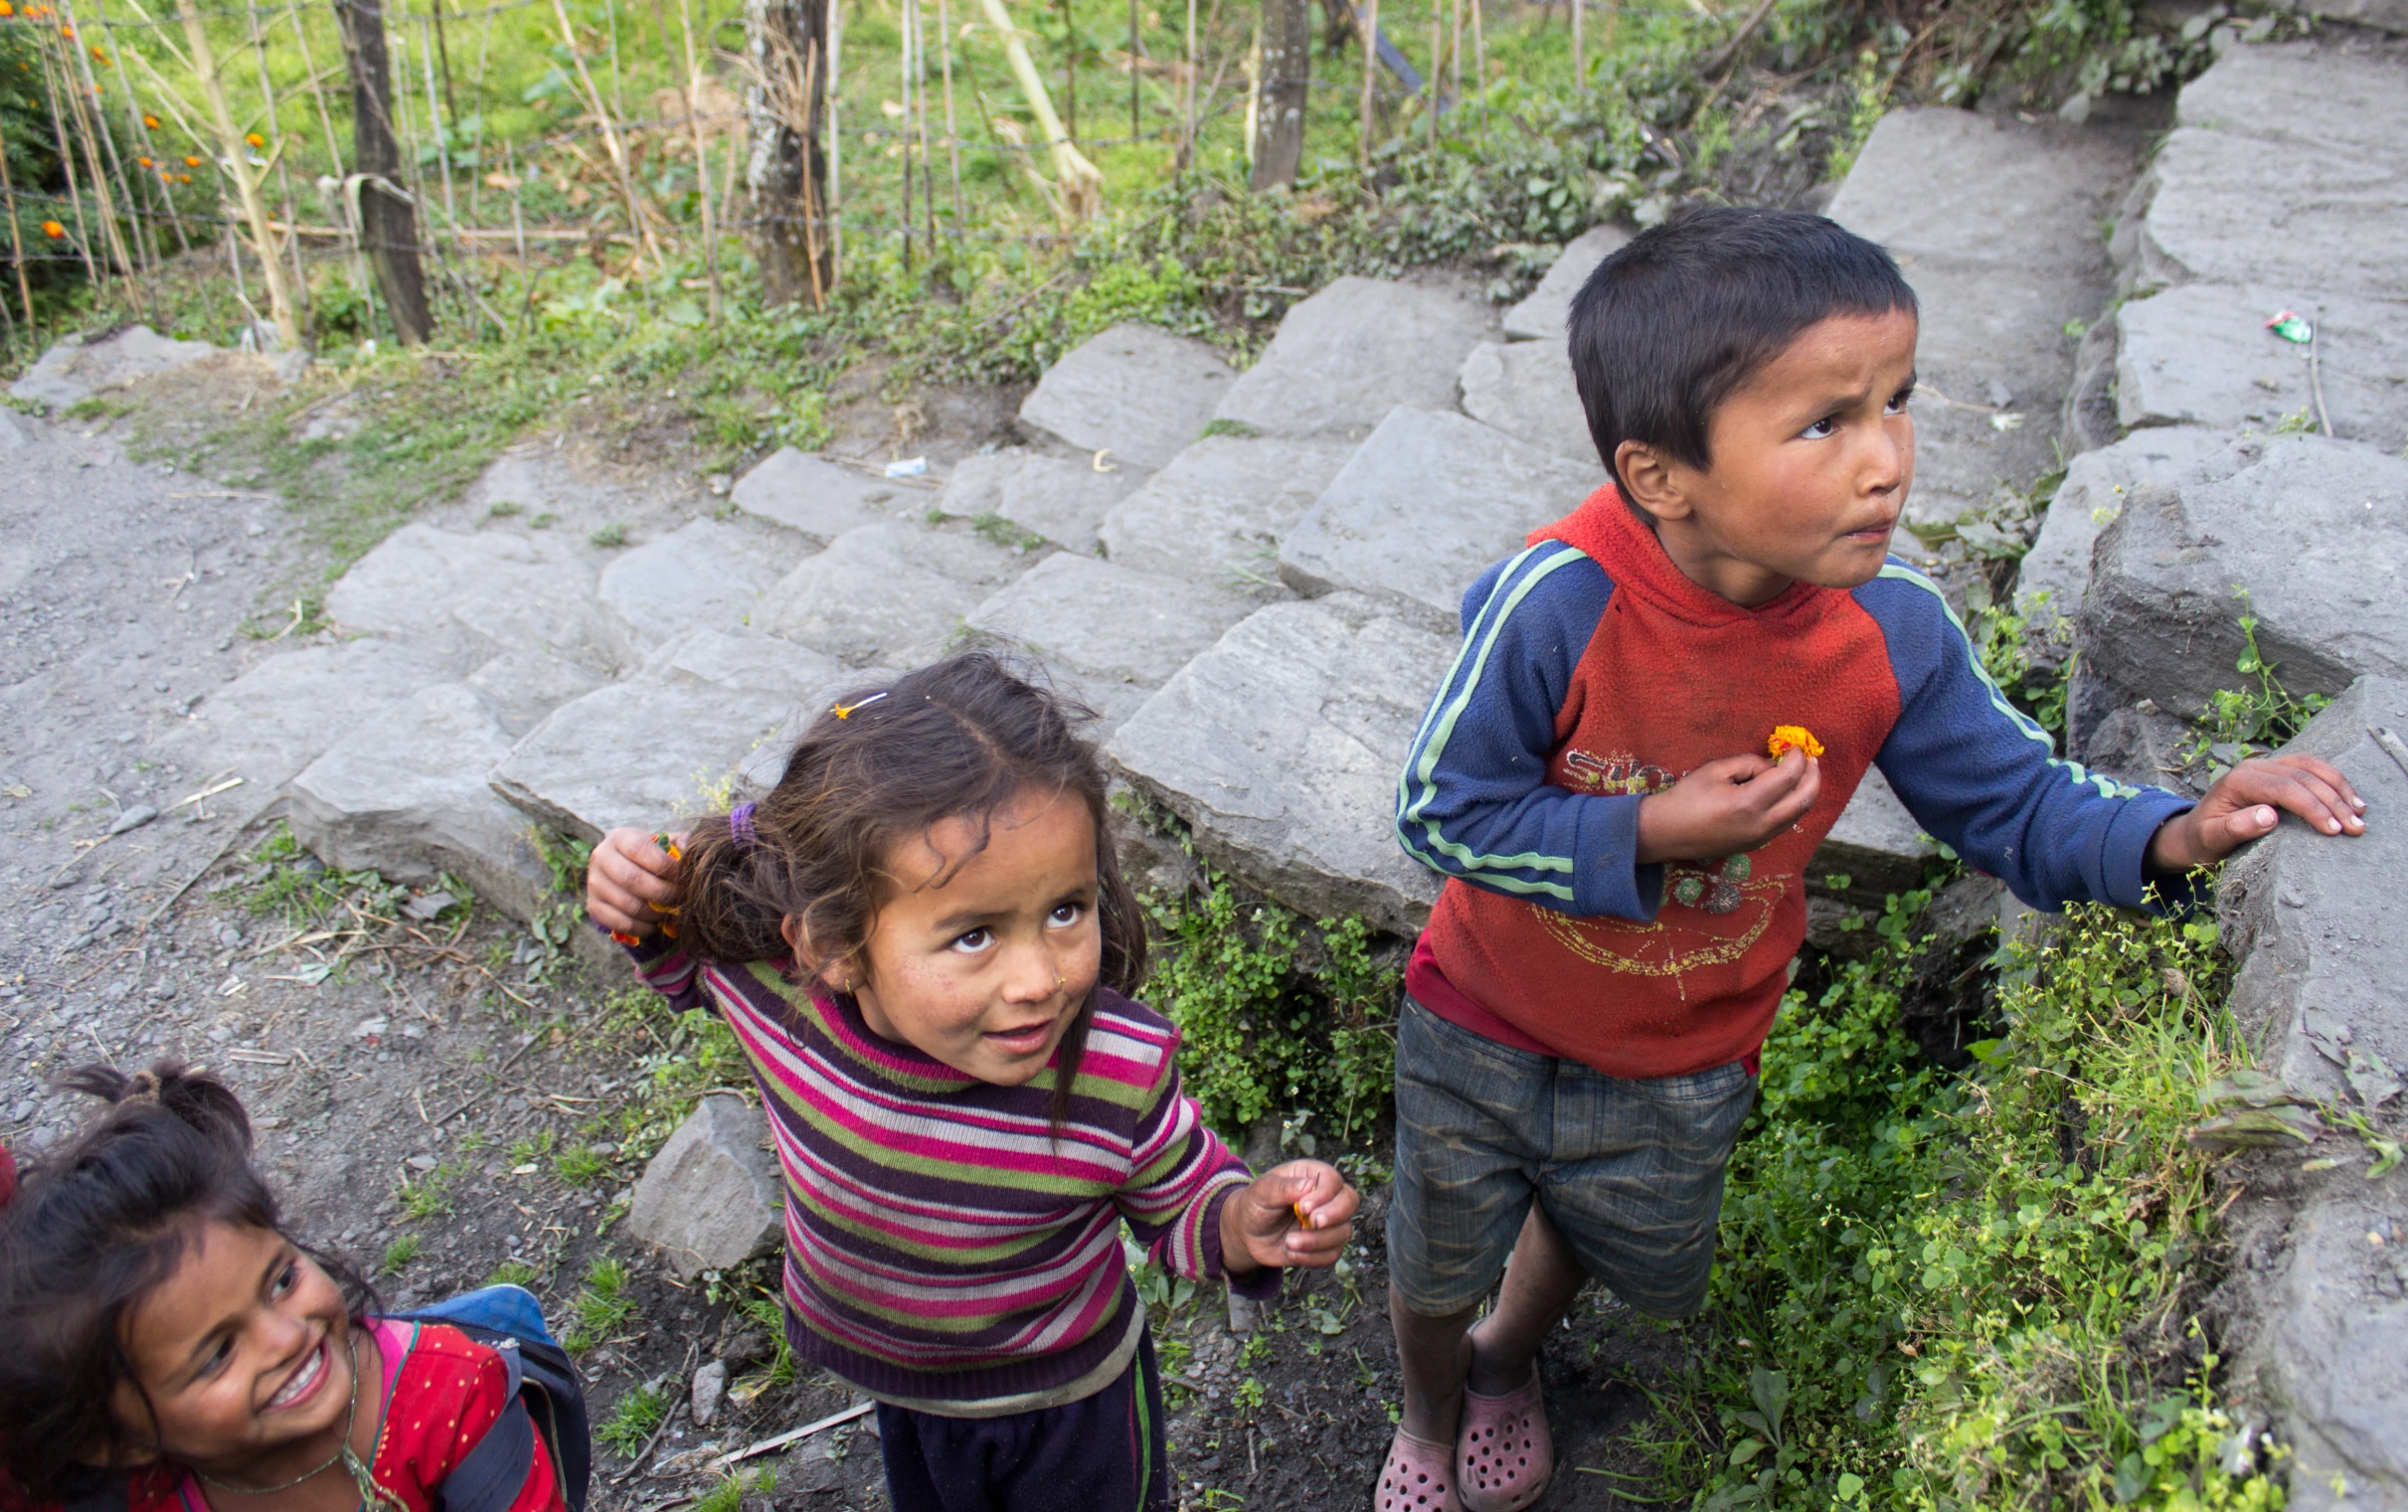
[406,1153,439,1171]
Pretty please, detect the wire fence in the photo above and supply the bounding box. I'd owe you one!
[0,0,1703,344]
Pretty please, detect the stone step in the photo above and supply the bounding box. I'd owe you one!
[1277,406,1600,621]
[1016,321,1238,473]
[755,520,1029,666]
[168,638,458,794]
[2078,434,2408,722]
[597,516,800,653]
[488,629,849,841]
[1457,339,1599,466]
[8,324,219,410]
[1209,276,1494,441]
[992,453,1141,556]
[1501,224,1631,341]
[2112,42,2408,457]
[963,552,1254,706]
[2216,676,2408,1508]
[1097,433,1356,591]
[1106,592,1459,934]
[732,447,937,541]
[1827,108,2137,526]
[2014,426,2245,637]
[288,683,552,920]
[324,522,621,672]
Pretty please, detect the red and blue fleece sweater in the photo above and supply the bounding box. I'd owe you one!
[1394,486,2194,1081]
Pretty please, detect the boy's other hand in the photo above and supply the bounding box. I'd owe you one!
[1635,751,1822,865]
[587,826,682,937]
[1221,1160,1359,1274]
[2147,754,2365,871]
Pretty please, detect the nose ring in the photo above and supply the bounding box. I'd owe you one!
[1054,971,1067,990]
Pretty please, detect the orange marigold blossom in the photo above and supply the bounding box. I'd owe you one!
[41,220,66,239]
[183,154,202,166]
[1767,726,1824,760]
[245,131,264,147]
[143,112,160,128]
[0,4,15,16]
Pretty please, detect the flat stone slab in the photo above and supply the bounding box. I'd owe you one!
[2134,44,2408,304]
[2117,283,2408,455]
[2079,435,2408,719]
[1211,276,1493,441]
[1279,408,1598,620]
[1098,433,1356,592]
[2221,676,2408,1106]
[288,683,552,921]
[1828,107,2134,525]
[598,517,797,653]
[9,325,217,410]
[1807,767,1936,907]
[757,522,1027,665]
[732,448,926,541]
[2246,1189,2408,1511]
[463,651,606,737]
[1457,340,1601,467]
[326,523,617,672]
[964,553,1254,689]
[490,630,847,839]
[1017,321,1237,472]
[995,453,1140,554]
[172,639,456,792]
[2298,0,2408,31]
[1502,223,1632,341]
[940,448,1034,518]
[625,1094,783,1279]
[2014,426,2243,633]
[1106,592,1458,934]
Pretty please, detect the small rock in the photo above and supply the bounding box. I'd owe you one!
[106,804,159,835]
[401,891,456,922]
[353,1016,389,1039]
[624,1094,784,1279]
[690,1360,728,1428]
[406,1153,439,1171]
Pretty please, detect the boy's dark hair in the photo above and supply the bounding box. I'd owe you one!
[0,1062,377,1503]
[672,652,1147,1125]
[1567,205,1917,494]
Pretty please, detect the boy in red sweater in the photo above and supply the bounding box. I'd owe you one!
[1373,207,2366,1512]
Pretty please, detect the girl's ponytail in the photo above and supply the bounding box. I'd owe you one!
[672,806,793,965]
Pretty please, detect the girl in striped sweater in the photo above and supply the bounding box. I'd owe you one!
[584,652,1360,1512]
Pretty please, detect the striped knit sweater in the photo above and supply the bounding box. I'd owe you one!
[627,943,1274,1414]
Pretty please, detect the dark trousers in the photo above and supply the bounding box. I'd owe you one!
[877,1329,1172,1512]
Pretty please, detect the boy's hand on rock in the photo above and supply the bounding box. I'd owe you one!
[2148,754,2365,871]
[587,826,682,937]
[1634,751,1821,865]
[1221,1160,1359,1274]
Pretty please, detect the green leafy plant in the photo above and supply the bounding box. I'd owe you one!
[398,1166,456,1222]
[1142,875,1399,1141]
[598,1384,668,1458]
[563,1257,638,1354]
[2184,590,2330,768]
[380,1235,423,1274]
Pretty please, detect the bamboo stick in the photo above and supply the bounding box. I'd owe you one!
[898,0,915,264]
[1571,0,1582,90]
[60,4,147,298]
[676,0,721,320]
[88,3,189,256]
[469,2,495,222]
[940,0,962,228]
[1449,0,1460,108]
[1125,0,1136,138]
[549,0,663,267]
[1356,0,1375,168]
[34,33,102,288]
[505,138,528,262]
[1179,0,1193,166]
[430,0,458,126]
[602,0,626,118]
[418,13,460,255]
[913,0,934,246]
[249,0,312,325]
[1425,7,1437,146]
[828,0,842,280]
[0,125,35,326]
[973,0,1101,222]
[1469,0,1483,125]
[175,0,300,346]
[282,3,350,194]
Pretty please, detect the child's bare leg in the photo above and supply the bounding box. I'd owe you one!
[1464,1204,1586,1395]
[1389,1284,1480,1444]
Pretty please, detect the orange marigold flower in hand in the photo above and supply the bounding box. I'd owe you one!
[41,220,66,240]
[1767,726,1824,760]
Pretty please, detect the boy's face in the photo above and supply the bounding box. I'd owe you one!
[1624,308,1918,606]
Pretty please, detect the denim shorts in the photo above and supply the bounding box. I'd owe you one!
[1386,996,1757,1319]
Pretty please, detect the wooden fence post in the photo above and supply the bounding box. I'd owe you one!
[333,0,434,343]
[1248,0,1307,189]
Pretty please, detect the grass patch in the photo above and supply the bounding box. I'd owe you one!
[483,1260,542,1289]
[598,1383,669,1459]
[1649,887,2287,1508]
[398,1166,456,1223]
[380,1235,423,1275]
[563,1256,638,1355]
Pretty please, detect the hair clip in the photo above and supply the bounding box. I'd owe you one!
[831,691,889,720]
[729,800,759,855]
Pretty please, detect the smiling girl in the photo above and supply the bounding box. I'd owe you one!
[584,652,1360,1512]
[0,1065,571,1512]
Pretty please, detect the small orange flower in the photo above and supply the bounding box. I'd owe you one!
[183,154,202,166]
[177,173,192,183]
[91,46,108,64]
[59,22,74,36]
[1767,725,1824,761]
[245,131,264,148]
[142,112,160,129]
[41,220,66,240]
[137,155,152,167]
[0,3,16,16]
